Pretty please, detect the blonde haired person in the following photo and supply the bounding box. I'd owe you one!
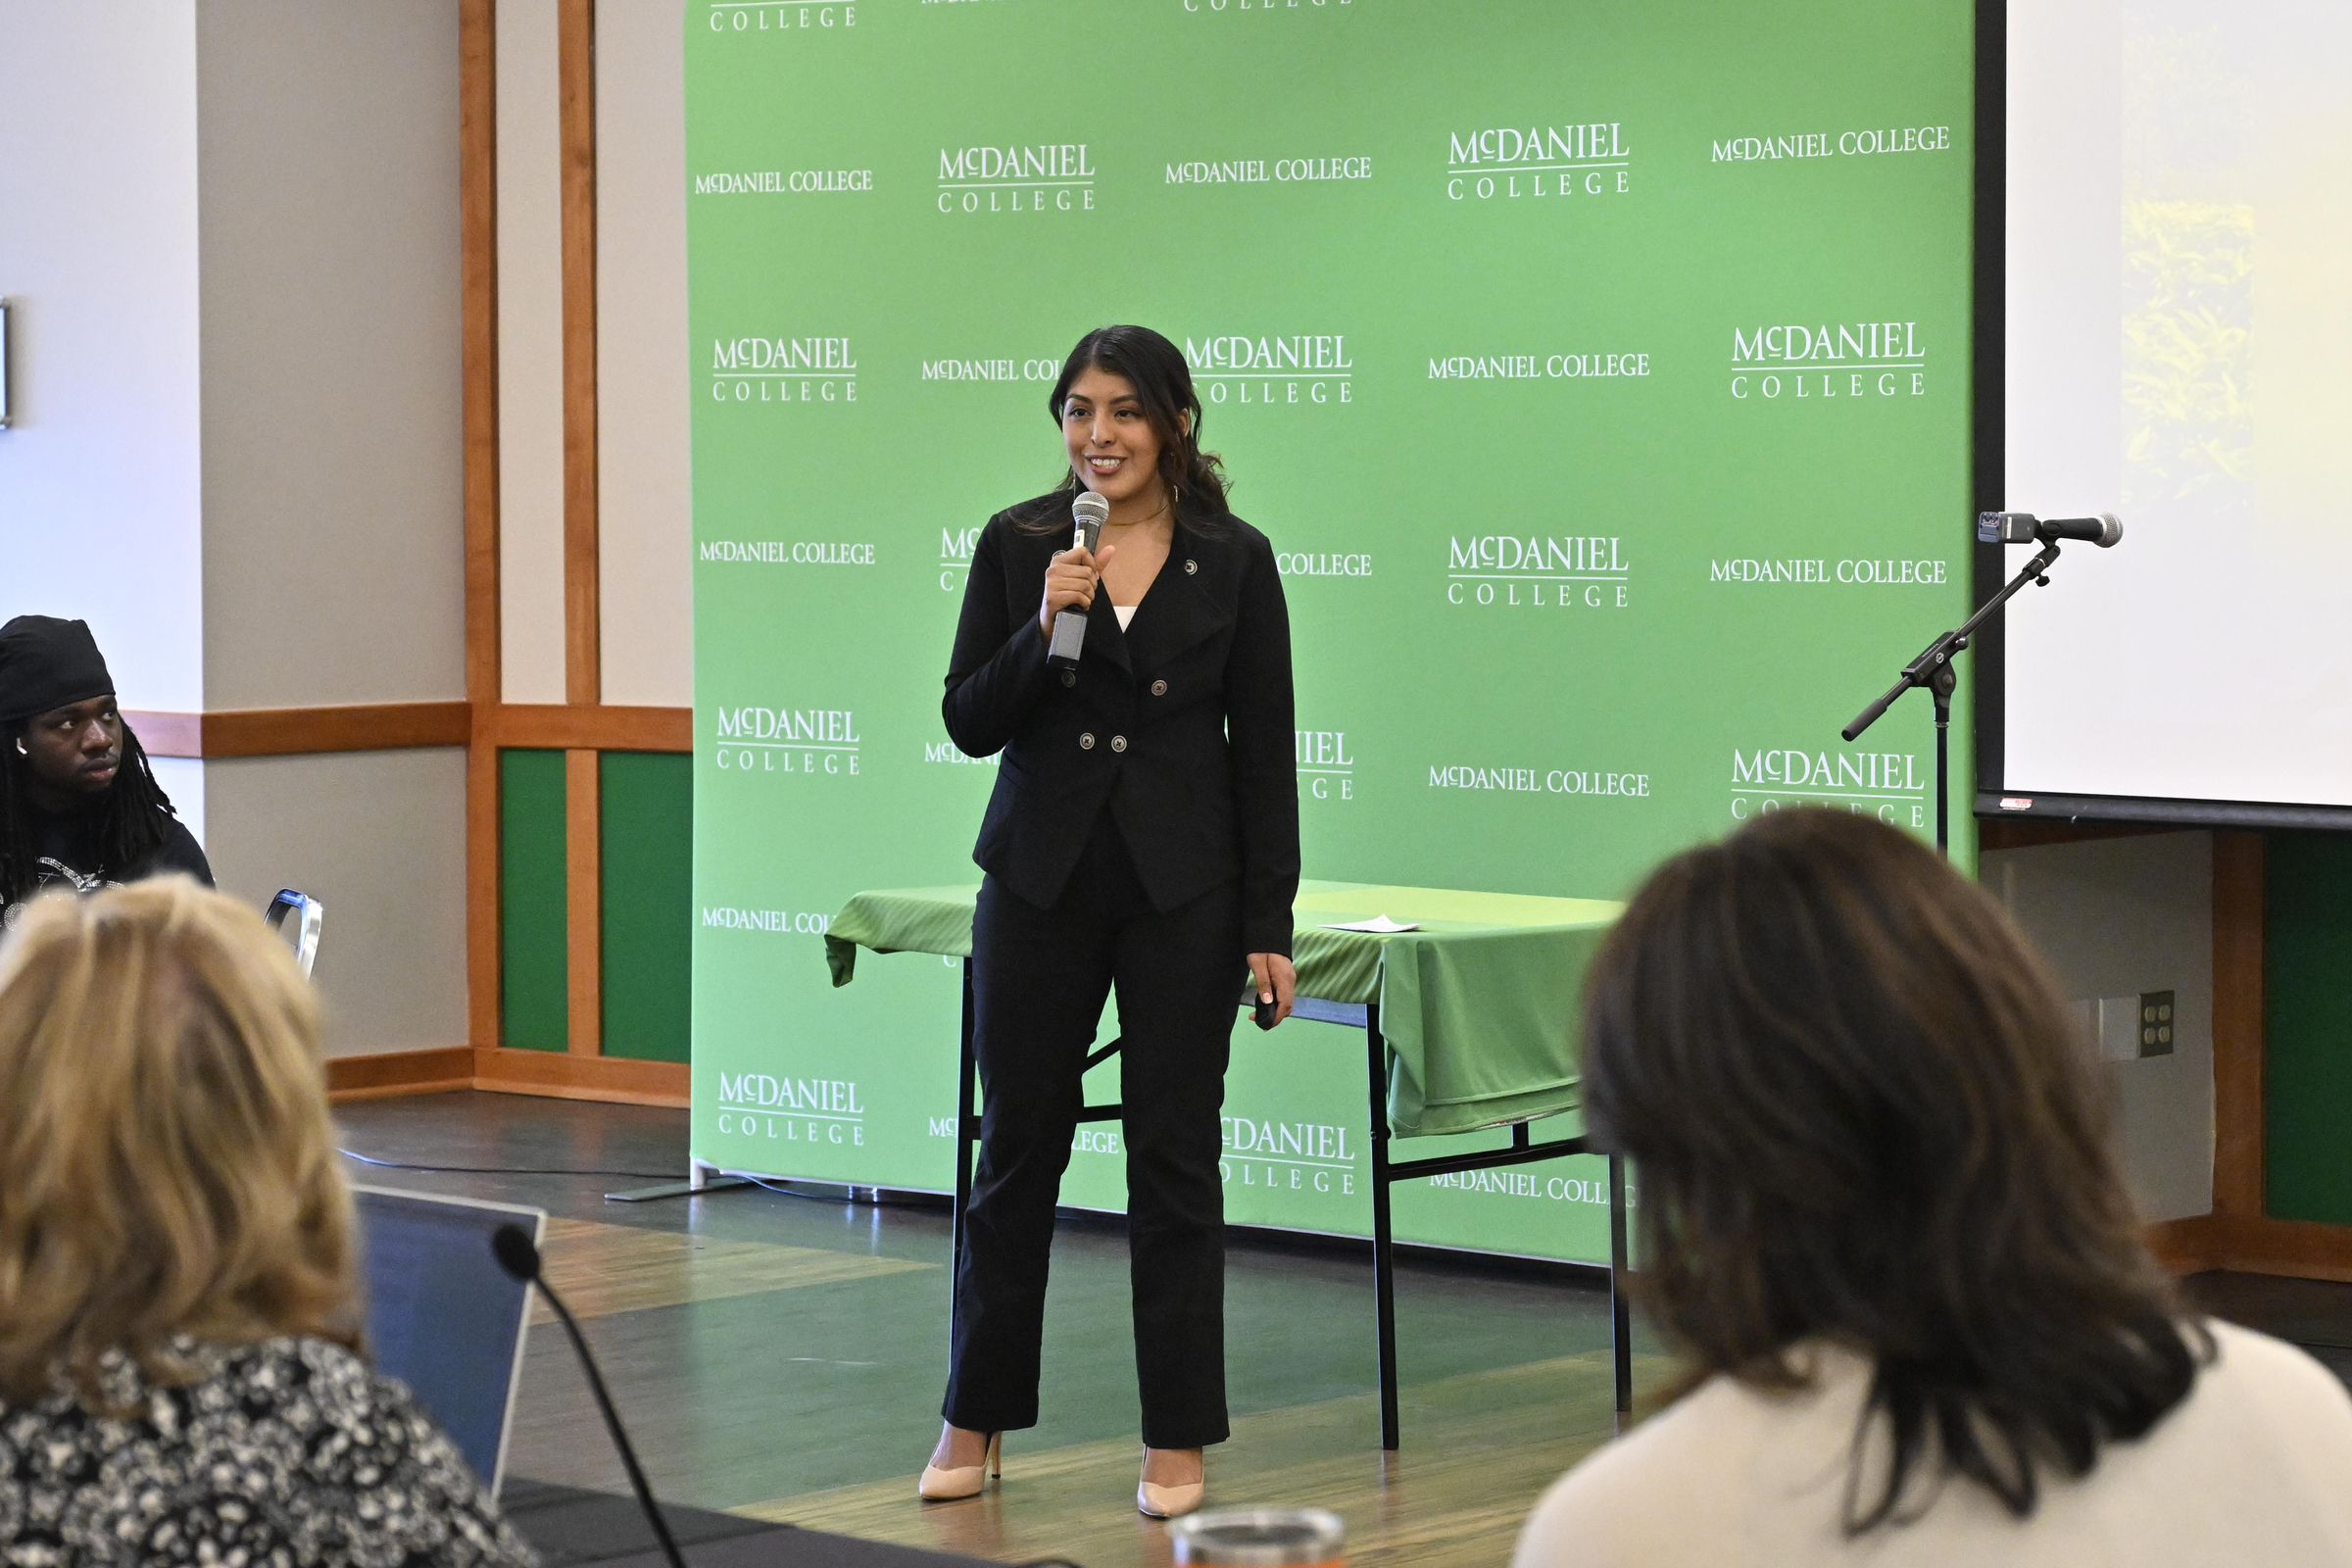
[0,879,535,1567]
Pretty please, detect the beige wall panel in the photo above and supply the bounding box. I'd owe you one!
[195,0,466,709]
[596,0,695,710]
[1985,832,2216,1223]
[0,1,205,710]
[498,0,570,705]
[203,750,468,1057]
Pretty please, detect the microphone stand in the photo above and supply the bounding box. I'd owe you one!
[1841,540,2063,857]
[492,1226,686,1568]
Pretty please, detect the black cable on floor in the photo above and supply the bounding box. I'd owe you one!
[338,1149,680,1180]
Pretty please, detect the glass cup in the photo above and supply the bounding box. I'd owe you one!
[1168,1508,1345,1568]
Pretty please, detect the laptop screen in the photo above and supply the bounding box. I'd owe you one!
[352,1184,545,1494]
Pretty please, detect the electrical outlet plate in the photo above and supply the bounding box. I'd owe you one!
[2096,996,2141,1060]
[2090,990,2176,1060]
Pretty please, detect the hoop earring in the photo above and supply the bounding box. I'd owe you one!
[12,740,24,756]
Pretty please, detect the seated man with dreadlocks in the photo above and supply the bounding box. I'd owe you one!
[0,615,212,929]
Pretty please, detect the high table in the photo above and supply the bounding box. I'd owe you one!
[823,879,1628,1447]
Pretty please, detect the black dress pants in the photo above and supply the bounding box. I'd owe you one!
[943,814,1239,1448]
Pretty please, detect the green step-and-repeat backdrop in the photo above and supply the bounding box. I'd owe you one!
[685,0,1974,1263]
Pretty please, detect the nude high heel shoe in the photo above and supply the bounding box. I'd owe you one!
[918,1431,1001,1501]
[1136,1448,1204,1518]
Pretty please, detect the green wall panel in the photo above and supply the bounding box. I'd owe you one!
[684,0,1976,1263]
[500,749,569,1052]
[601,752,694,1063]
[2266,831,2352,1222]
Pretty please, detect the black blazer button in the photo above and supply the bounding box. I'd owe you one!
[1079,732,1096,750]
[1184,559,1198,574]
[1150,679,1167,697]
[1060,669,1076,688]
[1110,735,1128,753]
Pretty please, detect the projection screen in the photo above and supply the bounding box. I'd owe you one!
[1991,0,2352,826]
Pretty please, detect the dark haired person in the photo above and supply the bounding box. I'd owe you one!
[1516,809,2352,1564]
[0,615,211,928]
[920,325,1298,1518]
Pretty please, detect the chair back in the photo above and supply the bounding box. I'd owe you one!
[262,889,323,977]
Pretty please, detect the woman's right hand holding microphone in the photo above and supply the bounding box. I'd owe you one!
[1039,541,1118,638]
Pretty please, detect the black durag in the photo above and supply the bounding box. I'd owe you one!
[0,616,116,724]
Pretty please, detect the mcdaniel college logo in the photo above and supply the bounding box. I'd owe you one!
[710,335,858,404]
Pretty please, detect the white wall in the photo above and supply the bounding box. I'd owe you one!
[0,1,206,712]
[195,0,466,709]
[497,0,569,704]
[5,1,692,1057]
[1986,832,2216,1222]
[596,0,693,710]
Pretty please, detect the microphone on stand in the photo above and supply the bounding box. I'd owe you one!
[1047,491,1113,670]
[491,1225,686,1568]
[1977,511,2124,548]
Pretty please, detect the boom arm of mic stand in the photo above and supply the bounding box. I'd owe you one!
[1842,541,2062,743]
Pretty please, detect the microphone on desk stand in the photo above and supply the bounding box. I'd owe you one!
[492,1225,687,1568]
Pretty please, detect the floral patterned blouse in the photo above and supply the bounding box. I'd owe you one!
[0,1336,537,1566]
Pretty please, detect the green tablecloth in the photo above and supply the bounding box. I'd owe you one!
[824,880,1621,1138]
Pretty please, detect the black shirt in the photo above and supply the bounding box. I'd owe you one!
[3,801,213,927]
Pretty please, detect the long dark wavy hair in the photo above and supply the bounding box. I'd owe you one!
[1582,808,2206,1533]
[1018,324,1230,534]
[1,716,178,907]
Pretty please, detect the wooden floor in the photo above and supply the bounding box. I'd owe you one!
[736,1350,1671,1568]
[336,1093,2352,1568]
[335,1093,1663,1568]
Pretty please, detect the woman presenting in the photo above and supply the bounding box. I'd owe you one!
[922,324,1299,1518]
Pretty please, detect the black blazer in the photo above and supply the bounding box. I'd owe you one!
[943,494,1300,956]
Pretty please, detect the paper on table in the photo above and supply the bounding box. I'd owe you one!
[1323,915,1420,933]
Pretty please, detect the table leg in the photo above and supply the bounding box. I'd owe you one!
[1365,1005,1400,1450]
[1608,1152,1632,1419]
[952,958,977,1348]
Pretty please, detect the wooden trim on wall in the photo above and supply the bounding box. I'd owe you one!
[475,1047,688,1107]
[497,704,689,752]
[564,749,603,1055]
[121,703,691,760]
[461,0,504,1059]
[322,1046,687,1109]
[558,0,600,707]
[2207,1214,2352,1285]
[2212,830,2266,1217]
[326,1046,477,1103]
[2147,1212,2352,1285]
[124,704,471,759]
[2145,1214,2221,1276]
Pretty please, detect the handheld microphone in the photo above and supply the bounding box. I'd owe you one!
[1047,491,1112,670]
[1976,511,2124,548]
[491,1225,686,1568]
